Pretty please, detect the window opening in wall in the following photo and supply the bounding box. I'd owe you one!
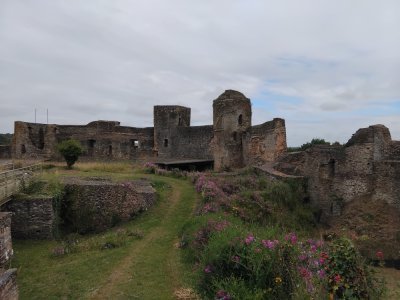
[108,145,113,156]
[164,139,169,147]
[238,114,243,125]
[88,139,96,156]
[21,144,26,154]
[131,139,139,148]
[178,116,182,126]
[38,128,45,149]
[328,159,336,177]
[232,131,237,141]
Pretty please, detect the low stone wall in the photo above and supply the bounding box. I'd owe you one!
[1,178,156,238]
[2,196,55,239]
[0,269,18,300]
[0,213,12,268]
[62,178,156,233]
[0,212,17,300]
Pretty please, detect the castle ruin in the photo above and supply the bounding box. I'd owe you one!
[11,90,287,171]
[274,124,400,221]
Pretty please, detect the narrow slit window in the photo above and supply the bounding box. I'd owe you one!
[238,114,243,125]
[232,131,237,141]
[164,139,169,147]
[328,159,336,177]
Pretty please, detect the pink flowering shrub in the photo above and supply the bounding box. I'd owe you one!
[143,162,157,173]
[181,216,385,299]
[195,175,226,206]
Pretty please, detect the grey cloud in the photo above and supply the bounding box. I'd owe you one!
[0,0,399,145]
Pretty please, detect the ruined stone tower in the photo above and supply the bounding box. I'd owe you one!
[212,90,252,171]
[153,105,191,159]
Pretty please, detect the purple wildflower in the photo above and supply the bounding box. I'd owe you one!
[244,234,255,245]
[232,255,240,263]
[262,239,279,249]
[204,265,212,273]
[285,232,298,245]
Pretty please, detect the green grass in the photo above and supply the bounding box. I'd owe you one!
[12,164,199,299]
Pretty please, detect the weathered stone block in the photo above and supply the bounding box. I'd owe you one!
[0,269,18,300]
[0,213,12,269]
[2,196,55,239]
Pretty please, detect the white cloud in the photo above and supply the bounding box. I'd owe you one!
[0,0,399,146]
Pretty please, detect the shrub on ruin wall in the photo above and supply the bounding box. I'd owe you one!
[57,139,83,169]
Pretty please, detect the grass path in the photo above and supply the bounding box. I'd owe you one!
[90,179,185,299]
[13,175,198,299]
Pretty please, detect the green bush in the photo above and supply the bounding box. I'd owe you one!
[57,139,83,169]
[181,214,386,299]
[299,138,330,151]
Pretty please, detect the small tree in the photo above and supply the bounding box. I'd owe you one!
[57,139,83,169]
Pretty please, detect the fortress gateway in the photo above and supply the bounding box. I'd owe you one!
[12,90,287,171]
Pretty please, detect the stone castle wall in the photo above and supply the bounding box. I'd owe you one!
[11,90,287,170]
[171,126,213,160]
[62,178,155,233]
[153,105,212,160]
[0,213,18,300]
[2,196,55,239]
[0,213,13,268]
[12,120,154,161]
[1,179,156,238]
[245,118,287,165]
[275,124,400,221]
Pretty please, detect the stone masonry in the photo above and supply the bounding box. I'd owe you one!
[0,212,18,300]
[61,178,156,233]
[275,124,400,221]
[2,196,55,239]
[12,90,287,171]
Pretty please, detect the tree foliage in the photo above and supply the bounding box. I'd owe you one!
[57,139,83,169]
[299,138,330,151]
[0,133,13,145]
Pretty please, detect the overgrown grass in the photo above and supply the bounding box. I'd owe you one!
[74,161,134,173]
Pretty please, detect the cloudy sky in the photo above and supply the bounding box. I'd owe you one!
[1,0,399,145]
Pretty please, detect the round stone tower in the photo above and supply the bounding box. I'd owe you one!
[212,90,252,171]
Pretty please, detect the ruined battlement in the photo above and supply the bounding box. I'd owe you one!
[12,90,287,170]
[274,124,400,222]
